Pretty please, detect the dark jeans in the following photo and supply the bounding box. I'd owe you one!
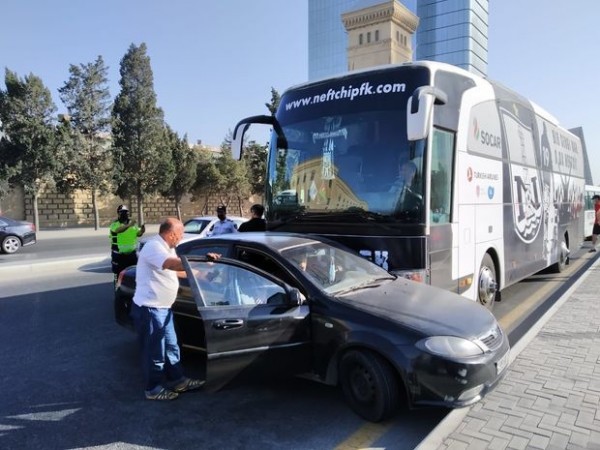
[130,303,184,392]
[111,251,138,275]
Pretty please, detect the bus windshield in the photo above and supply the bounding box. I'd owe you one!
[267,112,425,222]
[267,66,431,224]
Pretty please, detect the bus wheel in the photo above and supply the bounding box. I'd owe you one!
[551,234,569,273]
[478,254,498,311]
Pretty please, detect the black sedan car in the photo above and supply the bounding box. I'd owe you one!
[0,216,37,254]
[115,233,510,422]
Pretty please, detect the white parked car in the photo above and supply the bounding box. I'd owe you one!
[182,215,247,241]
[137,215,247,255]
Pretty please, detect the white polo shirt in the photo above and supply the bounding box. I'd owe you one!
[133,235,179,309]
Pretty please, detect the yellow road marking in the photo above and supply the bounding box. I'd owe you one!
[498,276,559,331]
[334,421,391,450]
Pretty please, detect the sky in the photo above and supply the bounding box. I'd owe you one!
[1,1,599,183]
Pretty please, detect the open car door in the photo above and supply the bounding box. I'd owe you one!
[182,256,311,390]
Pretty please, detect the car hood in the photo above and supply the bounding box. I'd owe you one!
[336,278,498,340]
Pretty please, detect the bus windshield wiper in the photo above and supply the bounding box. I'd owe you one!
[268,210,310,230]
[269,208,392,229]
[327,208,394,223]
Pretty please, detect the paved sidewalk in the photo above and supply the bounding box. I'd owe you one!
[419,256,600,450]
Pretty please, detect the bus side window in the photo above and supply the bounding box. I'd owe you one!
[431,169,449,223]
[430,129,454,224]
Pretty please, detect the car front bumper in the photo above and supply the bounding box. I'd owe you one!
[407,337,511,408]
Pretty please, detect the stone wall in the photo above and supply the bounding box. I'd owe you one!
[1,185,259,228]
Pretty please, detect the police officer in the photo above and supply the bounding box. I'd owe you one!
[110,205,145,282]
[210,205,238,235]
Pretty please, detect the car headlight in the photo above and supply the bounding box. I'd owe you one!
[417,336,484,358]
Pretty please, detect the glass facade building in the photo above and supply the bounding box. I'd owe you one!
[416,0,488,76]
[308,0,487,80]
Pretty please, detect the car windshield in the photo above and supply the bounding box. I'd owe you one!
[184,219,212,234]
[281,242,394,295]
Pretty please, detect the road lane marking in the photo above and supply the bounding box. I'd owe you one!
[334,420,391,450]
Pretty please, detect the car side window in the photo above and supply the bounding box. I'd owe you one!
[236,248,298,287]
[188,260,287,306]
[183,244,229,257]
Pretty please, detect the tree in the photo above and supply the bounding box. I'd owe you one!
[111,43,173,224]
[58,56,112,230]
[216,140,250,216]
[265,87,281,116]
[191,147,221,215]
[0,143,18,212]
[162,127,198,220]
[242,141,268,197]
[0,69,58,229]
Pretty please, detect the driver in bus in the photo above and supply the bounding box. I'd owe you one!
[389,160,422,215]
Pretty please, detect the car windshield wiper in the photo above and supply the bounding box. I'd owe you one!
[335,276,396,295]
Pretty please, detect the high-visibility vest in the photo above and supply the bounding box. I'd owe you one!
[109,220,140,253]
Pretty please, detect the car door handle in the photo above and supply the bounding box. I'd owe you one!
[213,319,244,330]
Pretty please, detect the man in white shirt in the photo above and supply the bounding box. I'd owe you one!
[131,217,218,400]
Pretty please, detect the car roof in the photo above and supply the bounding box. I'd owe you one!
[0,216,20,224]
[178,231,347,253]
[185,215,246,222]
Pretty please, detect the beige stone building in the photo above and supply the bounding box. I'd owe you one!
[342,0,418,72]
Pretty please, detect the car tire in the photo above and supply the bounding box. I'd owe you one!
[1,235,21,254]
[114,290,134,330]
[478,253,497,311]
[339,349,399,422]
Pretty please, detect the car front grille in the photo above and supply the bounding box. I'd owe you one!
[479,325,504,352]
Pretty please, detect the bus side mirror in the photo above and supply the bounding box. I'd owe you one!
[231,115,287,160]
[407,86,447,141]
[231,122,251,160]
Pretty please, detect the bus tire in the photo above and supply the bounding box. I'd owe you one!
[550,234,569,273]
[478,254,498,311]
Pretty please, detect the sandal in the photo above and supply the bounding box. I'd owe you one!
[172,377,205,393]
[145,387,179,401]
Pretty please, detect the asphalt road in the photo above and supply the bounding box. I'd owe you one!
[0,234,108,267]
[1,237,595,449]
[0,262,447,450]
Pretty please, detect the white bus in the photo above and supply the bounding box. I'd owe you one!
[584,185,600,239]
[232,61,585,310]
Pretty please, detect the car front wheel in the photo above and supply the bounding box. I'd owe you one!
[1,235,21,254]
[339,349,399,422]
